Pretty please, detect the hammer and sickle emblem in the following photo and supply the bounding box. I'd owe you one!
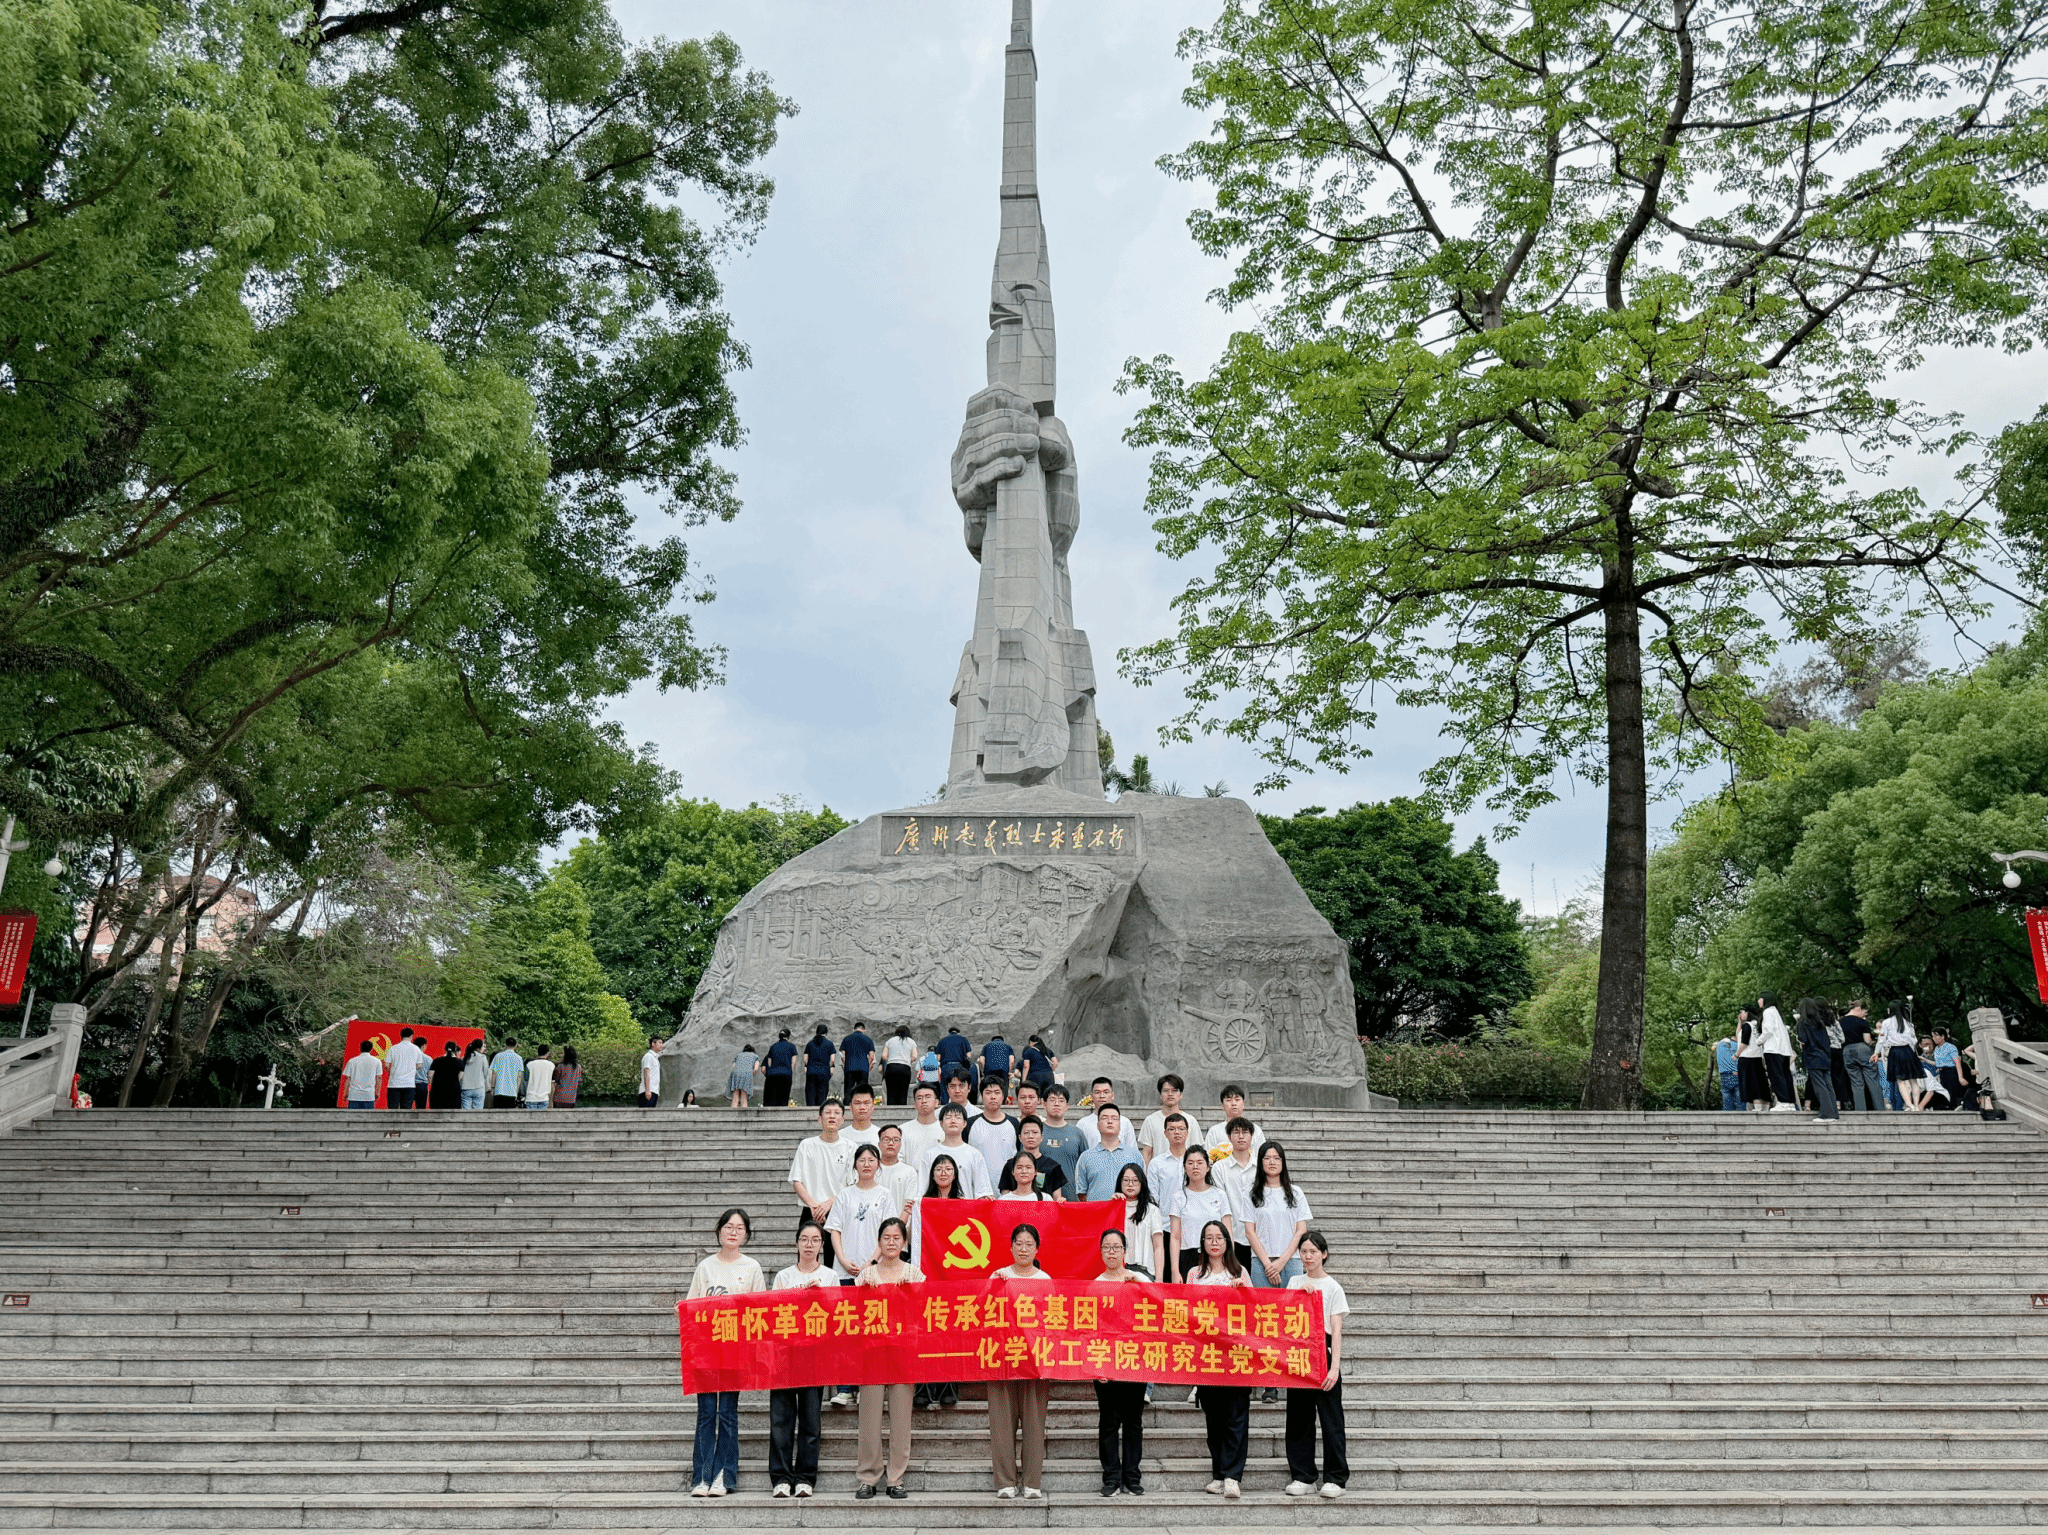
[943,1219,991,1270]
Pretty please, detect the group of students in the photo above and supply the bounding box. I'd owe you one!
[727,1024,1061,1108]
[1716,995,1983,1119]
[338,1030,584,1110]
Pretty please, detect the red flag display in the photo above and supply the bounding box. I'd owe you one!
[918,1197,1123,1281]
[331,1019,486,1107]
[2028,910,2048,1005]
[0,913,35,1006]
[677,1278,1325,1394]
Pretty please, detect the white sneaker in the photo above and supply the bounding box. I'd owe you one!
[706,1483,727,1497]
[1769,1103,1796,1112]
[1223,1478,1241,1499]
[689,1484,708,1498]
[1206,1479,1224,1495]
[794,1483,813,1499]
[1022,1487,1043,1499]
[1286,1480,1315,1496]
[772,1484,791,1499]
[1320,1483,1345,1499]
[996,1486,1018,1500]
[829,1390,856,1408]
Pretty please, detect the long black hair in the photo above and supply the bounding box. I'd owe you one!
[1249,1139,1300,1210]
[1196,1219,1243,1279]
[1114,1160,1155,1225]
[923,1153,965,1199]
[997,1151,1043,1195]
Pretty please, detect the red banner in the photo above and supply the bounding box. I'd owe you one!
[2029,911,2048,1005]
[677,1278,1325,1394]
[0,913,35,1007]
[331,1020,485,1108]
[919,1198,1122,1281]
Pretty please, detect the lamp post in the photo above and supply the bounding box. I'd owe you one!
[0,812,64,896]
[256,1064,287,1109]
[1993,850,2048,890]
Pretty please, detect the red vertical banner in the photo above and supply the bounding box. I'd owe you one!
[2027,910,2048,1004]
[0,913,36,1006]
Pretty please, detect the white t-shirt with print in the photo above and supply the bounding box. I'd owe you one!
[1169,1184,1238,1246]
[825,1183,901,1272]
[774,1264,837,1292]
[685,1252,765,1300]
[789,1135,854,1206]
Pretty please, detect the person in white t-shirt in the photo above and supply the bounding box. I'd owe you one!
[383,1032,421,1111]
[1204,1085,1266,1161]
[522,1045,555,1110]
[638,1036,664,1109]
[1139,1073,1202,1164]
[842,1085,882,1154]
[964,1079,1019,1187]
[897,1083,944,1172]
[916,1104,993,1198]
[1244,1140,1311,1402]
[827,1146,900,1276]
[768,1222,834,1498]
[1116,1162,1164,1278]
[685,1207,766,1497]
[788,1100,854,1261]
[342,1042,383,1108]
[874,1125,920,1216]
[1284,1231,1349,1498]
[1187,1219,1252,1499]
[1146,1112,1194,1210]
[1169,1147,1237,1283]
[1210,1119,1262,1249]
[880,1025,920,1106]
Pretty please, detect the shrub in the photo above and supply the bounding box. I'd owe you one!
[1365,1041,1586,1108]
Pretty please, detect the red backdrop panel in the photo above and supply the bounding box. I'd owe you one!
[919,1198,1122,1281]
[333,1020,486,1107]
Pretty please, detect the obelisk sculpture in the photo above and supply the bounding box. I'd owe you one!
[946,0,1103,798]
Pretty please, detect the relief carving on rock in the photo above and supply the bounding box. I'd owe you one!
[1177,946,1355,1077]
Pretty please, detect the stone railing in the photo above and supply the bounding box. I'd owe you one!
[0,1003,85,1136]
[1967,1006,2048,1134]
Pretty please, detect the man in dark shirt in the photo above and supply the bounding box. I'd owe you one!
[935,1026,974,1095]
[840,1026,876,1099]
[978,1033,1015,1101]
[803,1024,838,1108]
[762,1029,798,1108]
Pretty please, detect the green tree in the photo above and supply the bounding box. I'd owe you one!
[560,797,849,1030]
[1261,801,1534,1037]
[1121,0,2042,1106]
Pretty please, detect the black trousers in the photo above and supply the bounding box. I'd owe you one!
[1764,1053,1796,1106]
[804,1073,829,1108]
[844,1071,871,1099]
[763,1073,792,1107]
[1285,1363,1348,1487]
[767,1385,821,1487]
[795,1205,837,1269]
[1094,1380,1145,1488]
[1198,1385,1250,1481]
[387,1086,414,1110]
[1804,1052,1838,1118]
[492,1093,519,1109]
[883,1064,912,1106]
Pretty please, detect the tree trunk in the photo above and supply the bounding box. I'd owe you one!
[116,943,175,1109]
[1585,585,1649,1111]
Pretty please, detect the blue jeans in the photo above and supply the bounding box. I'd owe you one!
[525,1100,549,1111]
[1719,1071,1741,1110]
[460,1089,484,1110]
[1252,1255,1303,1288]
[693,1391,739,1490]
[347,1100,375,1111]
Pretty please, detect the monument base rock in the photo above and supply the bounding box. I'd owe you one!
[668,786,1373,1108]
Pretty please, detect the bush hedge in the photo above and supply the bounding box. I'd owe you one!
[1364,1041,1586,1108]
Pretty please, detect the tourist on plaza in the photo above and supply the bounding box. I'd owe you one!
[762,1028,797,1107]
[411,1036,431,1110]
[898,1083,944,1171]
[522,1045,555,1111]
[881,1025,919,1105]
[681,1089,699,1107]
[918,1104,993,1197]
[342,1040,382,1109]
[966,1078,1019,1186]
[637,1037,662,1109]
[803,1024,837,1108]
[1932,1029,1969,1109]
[854,1218,922,1499]
[1796,998,1840,1123]
[727,1042,760,1109]
[1713,1032,1740,1110]
[916,1040,943,1091]
[978,1032,1015,1099]
[1147,1111,1193,1209]
[875,1125,919,1214]
[1035,1085,1085,1186]
[986,1223,1054,1499]
[1170,1145,1237,1282]
[1019,1034,1057,1096]
[1013,1116,1067,1197]
[427,1041,463,1110]
[1284,1230,1349,1499]
[1877,1003,1923,1110]
[1734,1009,1770,1111]
[1075,1104,1145,1201]
[1116,1162,1164,1278]
[1189,1220,1252,1498]
[1091,1228,1147,1496]
[458,1039,489,1110]
[384,1029,421,1111]
[1140,1074,1203,1163]
[788,1099,853,1261]
[1756,994,1797,1111]
[1916,1038,1954,1109]
[551,1045,582,1109]
[935,1026,974,1092]
[1839,1002,1882,1112]
[841,1024,876,1100]
[686,1207,765,1497]
[489,1038,524,1110]
[1205,1086,1265,1160]
[768,1222,832,1498]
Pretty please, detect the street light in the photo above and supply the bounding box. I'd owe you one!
[1992,851,2048,890]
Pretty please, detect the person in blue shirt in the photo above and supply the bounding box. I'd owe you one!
[841,1026,877,1099]
[1713,1034,1740,1111]
[1930,1029,1968,1111]
[1019,1035,1057,1095]
[488,1040,524,1109]
[978,1033,1015,1101]
[762,1029,798,1108]
[803,1025,838,1108]
[934,1027,974,1095]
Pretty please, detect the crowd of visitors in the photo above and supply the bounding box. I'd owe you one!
[1714,995,1989,1121]
[338,1029,585,1111]
[727,1024,1061,1108]
[682,1069,1348,1503]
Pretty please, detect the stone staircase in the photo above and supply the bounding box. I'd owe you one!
[0,1105,2044,1529]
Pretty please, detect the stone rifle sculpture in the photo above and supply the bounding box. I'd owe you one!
[668,0,1376,1110]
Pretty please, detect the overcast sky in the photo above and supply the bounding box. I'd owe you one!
[599,0,2042,915]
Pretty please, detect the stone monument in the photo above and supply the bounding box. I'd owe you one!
[668,0,1375,1110]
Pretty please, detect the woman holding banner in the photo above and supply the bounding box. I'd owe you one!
[1169,1147,1236,1283]
[685,1209,764,1497]
[1189,1219,1253,1499]
[853,1218,921,1500]
[986,1223,1054,1500]
[1092,1228,1148,1496]
[768,1223,833,1498]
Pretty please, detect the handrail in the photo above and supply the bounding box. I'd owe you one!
[1967,1006,2048,1135]
[0,1003,84,1136]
